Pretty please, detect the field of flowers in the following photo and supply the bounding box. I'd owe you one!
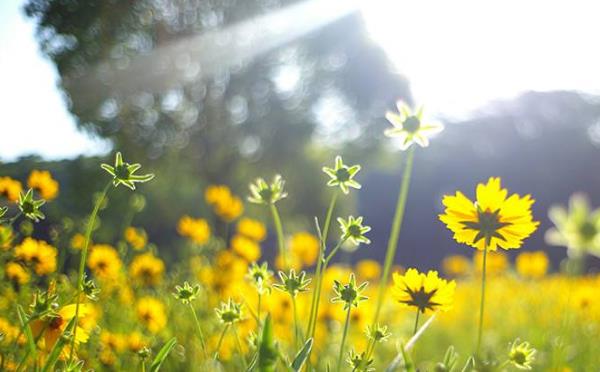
[1,103,599,371]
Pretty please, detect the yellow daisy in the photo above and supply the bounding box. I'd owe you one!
[87,244,123,279]
[439,177,539,251]
[136,297,167,333]
[391,268,455,314]
[129,253,165,286]
[27,170,59,200]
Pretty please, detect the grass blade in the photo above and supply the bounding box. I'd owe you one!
[149,337,177,372]
[291,338,313,371]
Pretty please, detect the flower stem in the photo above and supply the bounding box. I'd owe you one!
[477,247,488,354]
[336,306,352,372]
[270,203,286,268]
[372,146,415,326]
[69,181,111,363]
[413,310,421,335]
[257,292,262,327]
[189,303,208,359]
[306,192,338,339]
[292,296,300,349]
[214,325,230,360]
[233,325,247,369]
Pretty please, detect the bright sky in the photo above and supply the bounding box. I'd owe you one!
[0,0,109,162]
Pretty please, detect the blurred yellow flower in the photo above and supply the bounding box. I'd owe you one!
[31,303,93,350]
[5,262,29,285]
[392,268,456,314]
[100,331,127,353]
[231,234,261,262]
[0,177,22,202]
[289,232,319,267]
[237,217,267,241]
[177,215,211,245]
[516,251,549,279]
[442,255,471,277]
[27,170,59,200]
[0,317,20,346]
[14,237,57,275]
[205,184,244,222]
[127,331,149,353]
[129,253,165,286]
[136,297,167,333]
[355,259,381,281]
[275,252,302,271]
[87,244,123,279]
[473,251,508,275]
[70,233,86,250]
[124,227,147,250]
[0,226,14,250]
[440,177,539,251]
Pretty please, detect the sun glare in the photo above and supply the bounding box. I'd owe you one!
[359,0,600,118]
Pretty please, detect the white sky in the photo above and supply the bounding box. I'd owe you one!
[0,0,109,162]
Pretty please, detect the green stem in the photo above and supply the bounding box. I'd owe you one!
[141,361,146,372]
[214,325,230,360]
[189,303,208,359]
[322,192,338,243]
[371,146,415,326]
[257,292,262,327]
[292,295,299,349]
[477,247,488,354]
[233,325,248,369]
[413,310,421,335]
[270,204,286,268]
[336,307,352,372]
[7,211,22,228]
[69,181,111,362]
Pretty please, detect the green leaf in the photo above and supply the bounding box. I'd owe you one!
[290,338,313,371]
[258,315,279,372]
[460,357,475,372]
[149,337,177,372]
[16,305,37,367]
[42,317,77,372]
[385,343,416,372]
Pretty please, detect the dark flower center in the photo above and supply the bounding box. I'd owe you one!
[115,164,131,179]
[259,189,273,202]
[461,208,512,246]
[401,286,439,313]
[579,221,597,241]
[403,116,421,133]
[348,225,362,238]
[335,168,350,182]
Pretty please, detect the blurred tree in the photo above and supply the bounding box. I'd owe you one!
[23,0,411,258]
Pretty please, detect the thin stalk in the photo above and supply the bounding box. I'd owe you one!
[269,204,286,268]
[142,361,146,372]
[292,295,299,349]
[371,146,415,326]
[69,181,111,362]
[257,292,262,327]
[7,211,22,228]
[413,310,421,335]
[233,325,248,369]
[336,307,352,372]
[214,325,230,360]
[477,247,488,354]
[189,303,208,359]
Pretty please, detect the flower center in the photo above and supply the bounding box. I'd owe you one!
[259,189,273,202]
[579,221,597,241]
[403,116,421,133]
[335,168,351,182]
[348,225,362,238]
[461,208,511,246]
[401,287,439,312]
[115,164,131,179]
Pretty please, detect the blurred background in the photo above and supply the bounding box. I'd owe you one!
[2,0,600,270]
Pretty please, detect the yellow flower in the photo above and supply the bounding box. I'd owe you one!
[87,244,123,279]
[70,233,86,250]
[136,297,167,333]
[27,170,59,200]
[355,259,381,281]
[392,268,456,313]
[473,250,509,275]
[237,217,267,241]
[205,185,244,222]
[439,177,539,251]
[14,238,57,275]
[5,262,29,285]
[231,234,261,262]
[289,232,319,267]
[124,227,147,250]
[0,177,22,202]
[100,331,127,353]
[127,331,148,353]
[0,226,14,250]
[516,251,549,279]
[0,317,20,346]
[275,252,302,271]
[177,215,211,245]
[442,255,471,277]
[129,253,165,286]
[31,304,93,351]
[205,185,231,205]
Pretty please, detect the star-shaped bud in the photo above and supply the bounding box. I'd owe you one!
[272,269,311,298]
[366,323,391,343]
[347,349,374,372]
[248,175,287,205]
[331,273,369,310]
[18,189,45,222]
[215,298,243,324]
[81,273,100,301]
[509,339,536,370]
[338,216,371,245]
[173,281,201,305]
[384,101,443,150]
[322,156,361,194]
[246,262,273,295]
[101,152,155,190]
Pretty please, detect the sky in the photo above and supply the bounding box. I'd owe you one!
[0,0,109,162]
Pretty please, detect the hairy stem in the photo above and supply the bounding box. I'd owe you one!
[270,204,286,268]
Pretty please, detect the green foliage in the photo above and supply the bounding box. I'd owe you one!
[149,337,178,372]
